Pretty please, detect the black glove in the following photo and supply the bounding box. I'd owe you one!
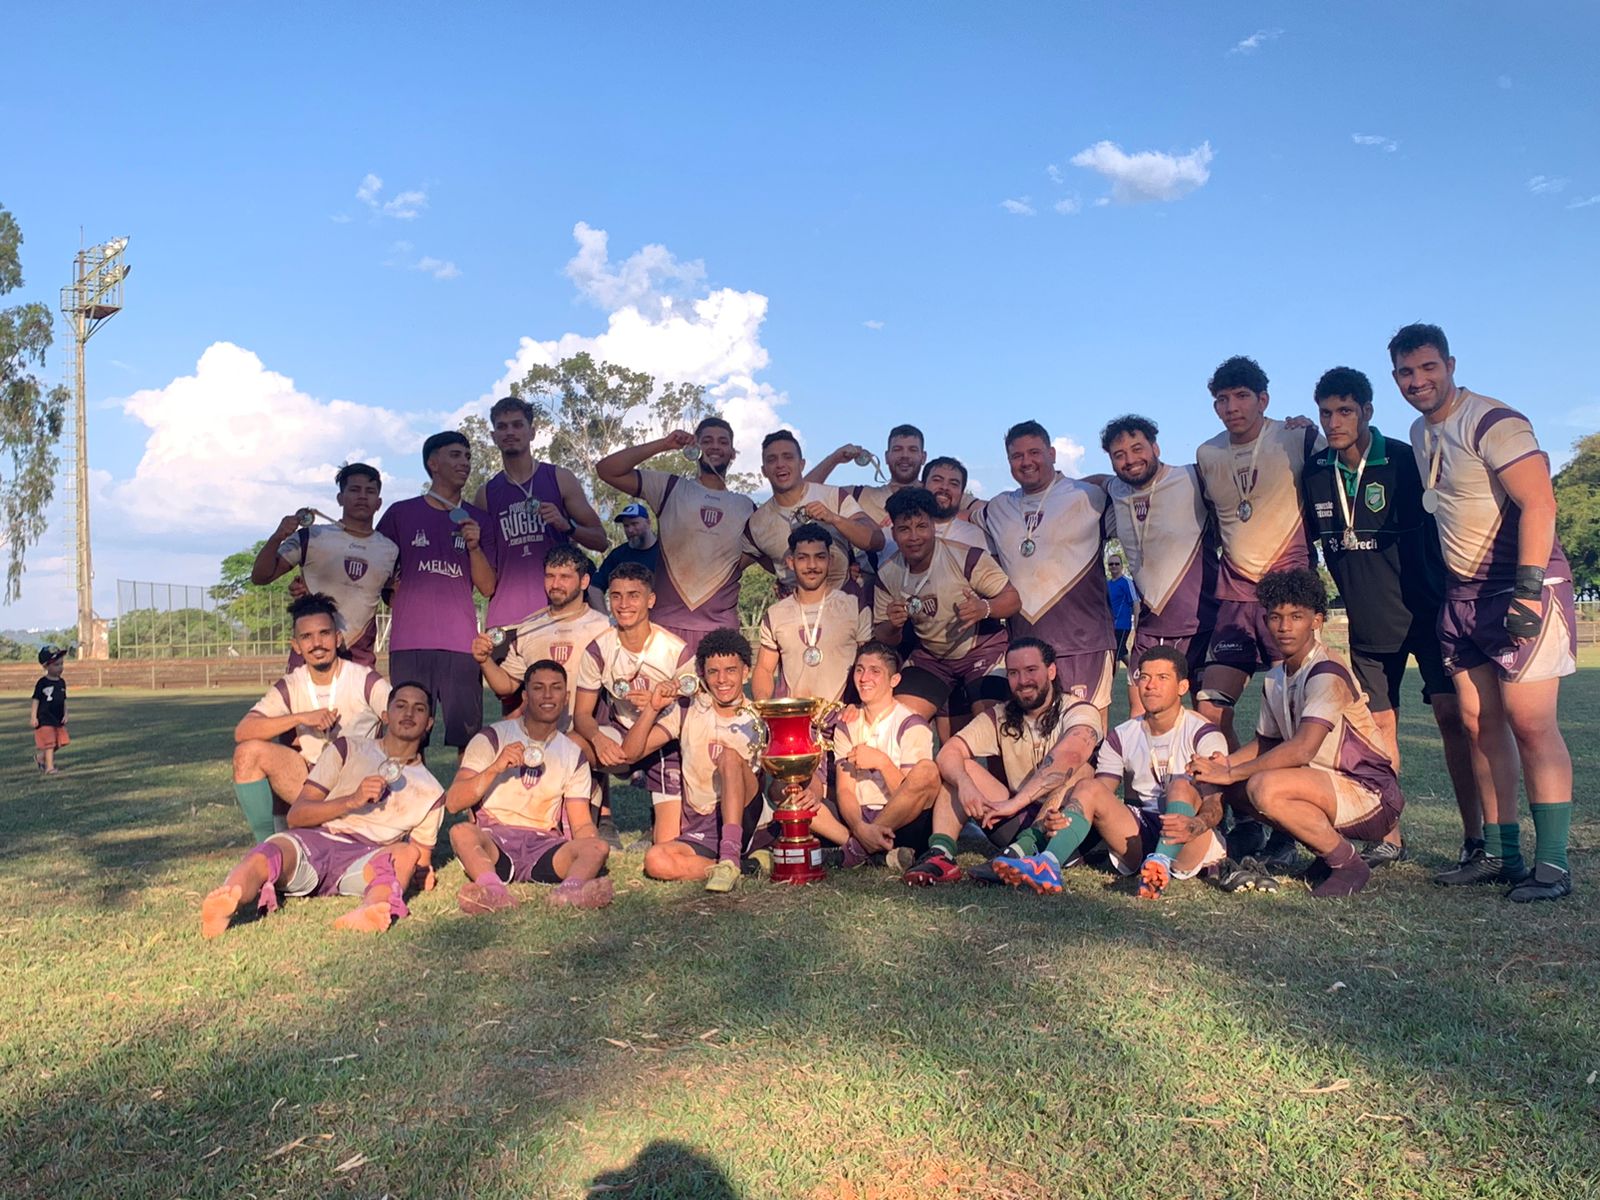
[1505,598,1544,640]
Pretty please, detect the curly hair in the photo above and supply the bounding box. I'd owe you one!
[696,628,753,671]
[1256,568,1327,616]
[1208,356,1269,396]
[1099,414,1159,453]
[288,591,340,625]
[1313,367,1373,408]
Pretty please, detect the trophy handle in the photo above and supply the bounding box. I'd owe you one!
[740,706,770,761]
[810,699,845,749]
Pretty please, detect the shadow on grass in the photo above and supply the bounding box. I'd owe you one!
[587,1140,741,1199]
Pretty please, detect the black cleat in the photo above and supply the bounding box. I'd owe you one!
[1433,853,1529,887]
[1455,837,1485,865]
[965,860,1004,887]
[1258,828,1300,872]
[1505,863,1572,903]
[1359,837,1408,868]
[1217,856,1279,894]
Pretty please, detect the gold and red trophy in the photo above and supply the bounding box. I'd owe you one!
[750,697,842,885]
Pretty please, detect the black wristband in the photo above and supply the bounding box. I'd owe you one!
[1513,566,1545,600]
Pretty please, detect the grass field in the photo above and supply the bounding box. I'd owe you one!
[1,665,1596,1199]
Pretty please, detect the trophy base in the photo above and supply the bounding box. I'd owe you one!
[769,802,826,885]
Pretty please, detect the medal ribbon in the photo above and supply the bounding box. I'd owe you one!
[1333,440,1371,539]
[1233,420,1271,508]
[1019,473,1063,549]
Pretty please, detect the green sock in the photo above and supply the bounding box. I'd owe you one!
[1043,811,1092,865]
[1152,796,1198,863]
[1529,803,1572,873]
[930,833,958,859]
[233,779,277,842]
[1006,827,1046,857]
[1487,821,1524,873]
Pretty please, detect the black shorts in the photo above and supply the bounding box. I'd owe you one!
[1349,638,1454,713]
[895,662,1010,716]
[389,648,485,748]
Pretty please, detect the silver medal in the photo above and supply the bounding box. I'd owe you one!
[676,672,701,696]
[449,506,470,524]
[1020,538,1037,557]
[853,450,874,467]
[1341,528,1360,551]
[614,677,635,695]
[682,444,702,462]
[525,498,542,521]
[802,645,823,668]
[523,743,545,769]
[1237,500,1253,523]
[906,596,924,617]
[295,507,317,528]
[378,758,403,784]
[489,626,511,648]
[1421,488,1440,514]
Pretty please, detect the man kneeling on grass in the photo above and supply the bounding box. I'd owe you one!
[1187,568,1404,898]
[201,683,443,938]
[619,629,770,894]
[446,660,613,912]
[992,645,1228,897]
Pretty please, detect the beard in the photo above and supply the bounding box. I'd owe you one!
[930,496,960,520]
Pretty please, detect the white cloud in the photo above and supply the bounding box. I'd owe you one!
[1229,28,1283,54]
[863,319,884,330]
[1352,133,1399,153]
[413,256,461,280]
[329,213,353,224]
[487,223,791,464]
[1052,436,1086,477]
[355,173,429,220]
[108,343,423,535]
[1000,197,1037,216]
[1045,164,1065,184]
[1527,175,1568,195]
[564,221,706,312]
[1069,141,1213,204]
[1053,197,1082,216]
[1569,195,1600,210]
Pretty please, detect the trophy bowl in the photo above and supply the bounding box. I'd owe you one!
[750,696,841,885]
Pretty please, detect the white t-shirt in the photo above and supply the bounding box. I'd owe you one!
[655,697,763,815]
[249,662,391,766]
[574,625,693,730]
[1094,710,1226,814]
[460,720,593,831]
[303,735,445,848]
[276,524,399,645]
[831,701,934,812]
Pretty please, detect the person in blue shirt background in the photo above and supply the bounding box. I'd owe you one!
[1107,555,1138,666]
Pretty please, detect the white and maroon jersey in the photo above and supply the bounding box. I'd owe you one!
[872,542,1010,660]
[1195,420,1321,602]
[758,588,873,702]
[970,474,1113,654]
[936,516,989,551]
[1409,389,1572,600]
[1256,643,1398,799]
[276,525,398,648]
[575,624,692,730]
[740,484,853,592]
[841,485,983,564]
[832,700,933,812]
[303,735,445,848]
[637,468,756,635]
[460,721,591,832]
[954,694,1103,793]
[482,464,571,628]
[1107,464,1218,638]
[499,605,614,716]
[250,662,390,766]
[654,696,762,815]
[1095,709,1226,815]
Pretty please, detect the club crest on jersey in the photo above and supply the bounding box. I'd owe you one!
[1364,482,1386,512]
[708,742,724,763]
[916,597,939,618]
[519,764,545,788]
[1235,468,1258,493]
[411,530,430,548]
[1132,497,1150,522]
[700,506,723,529]
[549,642,572,663]
[1068,682,1088,699]
[344,557,368,582]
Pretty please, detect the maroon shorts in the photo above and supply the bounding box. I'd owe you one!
[1203,600,1279,683]
[1130,629,1211,684]
[278,829,388,898]
[897,642,1008,714]
[480,814,570,884]
[676,794,767,859]
[1438,582,1577,685]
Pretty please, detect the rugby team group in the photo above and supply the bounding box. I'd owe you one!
[197,321,1578,938]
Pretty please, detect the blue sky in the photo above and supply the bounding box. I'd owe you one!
[4,1,1597,628]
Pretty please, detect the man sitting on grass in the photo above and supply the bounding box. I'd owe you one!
[231,593,390,842]
[830,641,941,873]
[908,637,1102,886]
[1188,568,1404,898]
[992,645,1227,897]
[446,660,613,913]
[201,682,443,938]
[618,629,770,894]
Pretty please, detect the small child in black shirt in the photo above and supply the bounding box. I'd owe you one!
[30,645,70,774]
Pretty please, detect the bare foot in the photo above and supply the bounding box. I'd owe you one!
[200,885,242,939]
[548,877,615,910]
[332,902,392,933]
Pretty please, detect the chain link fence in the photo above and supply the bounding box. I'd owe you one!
[114,579,294,659]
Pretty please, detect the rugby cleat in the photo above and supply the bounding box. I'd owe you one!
[1225,819,1269,861]
[902,849,962,887]
[1137,854,1172,900]
[1432,853,1529,887]
[1258,828,1300,872]
[1216,856,1279,894]
[963,858,1003,886]
[1505,863,1572,903]
[744,849,774,878]
[992,854,1063,895]
[705,860,741,893]
[1359,836,1408,868]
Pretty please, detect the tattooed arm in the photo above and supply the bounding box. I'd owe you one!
[989,724,1100,820]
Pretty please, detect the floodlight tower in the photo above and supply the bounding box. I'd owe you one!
[59,237,129,659]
